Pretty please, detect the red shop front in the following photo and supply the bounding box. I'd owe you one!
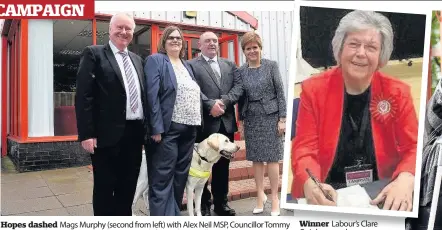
[0,12,257,172]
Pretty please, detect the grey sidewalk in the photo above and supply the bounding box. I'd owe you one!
[1,158,292,216]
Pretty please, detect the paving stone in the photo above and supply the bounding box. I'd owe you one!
[1,178,47,190]
[57,189,92,207]
[40,168,80,179]
[48,181,92,195]
[13,208,69,216]
[1,171,42,184]
[2,186,53,201]
[1,153,285,216]
[45,174,90,186]
[2,196,63,215]
[66,204,93,216]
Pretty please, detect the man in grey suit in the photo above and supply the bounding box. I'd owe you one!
[187,31,243,216]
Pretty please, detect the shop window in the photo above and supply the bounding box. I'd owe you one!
[53,20,93,136]
[189,38,200,59]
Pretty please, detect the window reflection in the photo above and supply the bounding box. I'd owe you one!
[53,20,93,136]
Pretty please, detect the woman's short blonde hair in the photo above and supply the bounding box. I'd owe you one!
[241,31,263,51]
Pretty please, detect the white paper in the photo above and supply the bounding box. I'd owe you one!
[337,185,379,209]
[296,185,379,209]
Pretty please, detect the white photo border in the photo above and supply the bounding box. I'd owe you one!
[281,0,432,219]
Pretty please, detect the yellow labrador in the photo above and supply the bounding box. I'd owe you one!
[132,150,148,216]
[185,133,239,216]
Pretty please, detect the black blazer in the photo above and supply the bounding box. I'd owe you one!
[144,53,203,135]
[75,44,147,147]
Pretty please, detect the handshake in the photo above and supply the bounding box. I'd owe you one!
[210,99,225,117]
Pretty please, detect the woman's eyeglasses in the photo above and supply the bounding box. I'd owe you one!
[167,36,182,41]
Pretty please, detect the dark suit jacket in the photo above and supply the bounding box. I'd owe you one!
[75,44,146,147]
[144,53,202,135]
[187,56,243,134]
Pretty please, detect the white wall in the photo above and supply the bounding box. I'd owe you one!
[247,11,293,96]
[28,20,54,137]
[96,11,253,31]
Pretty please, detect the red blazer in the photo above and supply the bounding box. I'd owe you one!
[291,67,418,198]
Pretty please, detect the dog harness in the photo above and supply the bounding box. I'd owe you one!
[189,146,213,178]
[189,167,211,178]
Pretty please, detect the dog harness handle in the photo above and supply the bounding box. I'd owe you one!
[189,167,211,178]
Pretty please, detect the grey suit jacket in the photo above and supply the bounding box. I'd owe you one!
[187,55,243,134]
[237,58,287,120]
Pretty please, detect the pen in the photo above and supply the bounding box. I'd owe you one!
[306,168,334,202]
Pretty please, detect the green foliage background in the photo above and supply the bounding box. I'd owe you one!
[432,11,441,93]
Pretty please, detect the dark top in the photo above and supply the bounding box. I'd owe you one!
[244,67,262,101]
[325,87,379,189]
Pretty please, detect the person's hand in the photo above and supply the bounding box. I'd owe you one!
[81,138,97,153]
[151,134,162,143]
[370,172,414,211]
[210,100,225,117]
[303,178,337,206]
[277,119,286,136]
[216,99,225,110]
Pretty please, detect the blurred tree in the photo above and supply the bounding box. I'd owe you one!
[431,11,441,93]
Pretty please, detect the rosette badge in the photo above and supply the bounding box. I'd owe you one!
[370,94,397,124]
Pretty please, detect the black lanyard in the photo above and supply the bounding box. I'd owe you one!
[345,90,370,152]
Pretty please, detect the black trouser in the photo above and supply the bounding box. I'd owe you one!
[407,192,442,230]
[90,120,144,216]
[200,124,234,207]
[147,122,197,216]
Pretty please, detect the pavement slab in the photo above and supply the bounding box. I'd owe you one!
[2,196,64,215]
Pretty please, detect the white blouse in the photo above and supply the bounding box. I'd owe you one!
[171,63,202,126]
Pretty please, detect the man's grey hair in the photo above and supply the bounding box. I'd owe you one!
[109,13,136,30]
[331,10,394,67]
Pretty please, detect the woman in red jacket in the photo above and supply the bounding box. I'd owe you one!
[291,10,418,211]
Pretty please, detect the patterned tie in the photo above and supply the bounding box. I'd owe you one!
[208,59,221,84]
[118,51,138,113]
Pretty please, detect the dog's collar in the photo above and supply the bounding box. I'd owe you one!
[194,146,212,164]
[189,167,211,178]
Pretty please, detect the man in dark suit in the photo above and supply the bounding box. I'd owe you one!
[75,13,146,216]
[187,31,243,216]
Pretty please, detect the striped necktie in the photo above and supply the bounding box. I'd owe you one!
[118,51,138,113]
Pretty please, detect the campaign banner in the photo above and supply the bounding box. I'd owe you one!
[0,0,94,19]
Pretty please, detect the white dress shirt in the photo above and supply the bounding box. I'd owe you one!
[109,41,144,120]
[202,54,222,80]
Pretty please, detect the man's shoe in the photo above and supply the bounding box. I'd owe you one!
[214,204,236,216]
[201,204,211,216]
